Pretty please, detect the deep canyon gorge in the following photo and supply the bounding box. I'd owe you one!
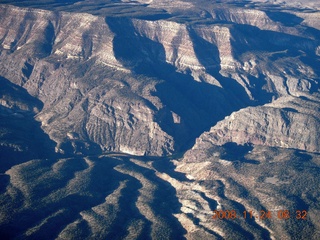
[0,0,319,239]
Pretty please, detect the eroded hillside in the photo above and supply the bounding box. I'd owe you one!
[0,0,319,239]
[0,3,319,155]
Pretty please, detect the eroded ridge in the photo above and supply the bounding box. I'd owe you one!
[0,1,319,239]
[0,3,319,155]
[1,147,319,239]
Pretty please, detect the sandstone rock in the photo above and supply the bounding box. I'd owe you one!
[0,1,320,239]
[0,2,319,156]
[197,94,320,152]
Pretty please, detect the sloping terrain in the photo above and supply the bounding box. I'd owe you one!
[0,0,319,239]
[200,94,320,152]
[0,2,319,155]
[0,147,319,239]
[176,144,320,239]
[0,76,56,171]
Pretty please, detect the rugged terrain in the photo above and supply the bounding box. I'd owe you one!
[0,0,319,239]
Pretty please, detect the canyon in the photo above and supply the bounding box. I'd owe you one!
[0,0,319,239]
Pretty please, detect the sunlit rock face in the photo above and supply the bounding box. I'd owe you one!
[0,5,174,156]
[0,0,319,239]
[196,95,320,153]
[0,2,319,155]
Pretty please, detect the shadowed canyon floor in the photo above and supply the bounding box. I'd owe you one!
[0,0,320,239]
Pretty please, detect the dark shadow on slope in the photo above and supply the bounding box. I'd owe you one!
[0,76,57,173]
[105,176,153,239]
[266,11,304,27]
[0,157,94,239]
[151,156,191,182]
[282,107,298,113]
[195,190,218,210]
[188,26,256,106]
[0,156,154,239]
[213,179,272,239]
[0,174,10,195]
[40,20,56,57]
[185,211,225,239]
[137,13,172,21]
[231,23,319,56]
[245,74,275,103]
[220,142,259,165]
[189,21,319,103]
[21,62,34,79]
[87,157,153,240]
[106,17,252,153]
[294,150,312,162]
[3,0,86,7]
[121,156,187,240]
[22,15,55,59]
[225,203,271,240]
[300,54,320,83]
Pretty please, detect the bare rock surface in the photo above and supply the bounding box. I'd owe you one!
[0,0,319,239]
[0,2,319,155]
[198,94,320,152]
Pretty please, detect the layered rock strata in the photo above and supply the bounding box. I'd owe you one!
[0,3,319,155]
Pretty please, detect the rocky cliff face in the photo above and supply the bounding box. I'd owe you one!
[0,76,55,172]
[0,1,320,239]
[0,3,319,155]
[195,94,320,152]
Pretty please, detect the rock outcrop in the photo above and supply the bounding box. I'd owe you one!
[0,2,319,156]
[0,1,320,239]
[196,94,320,153]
